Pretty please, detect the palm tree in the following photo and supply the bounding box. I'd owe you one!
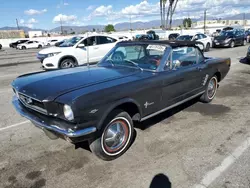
[162,0,167,29]
[169,0,178,29]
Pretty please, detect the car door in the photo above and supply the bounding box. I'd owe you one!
[96,36,118,61]
[26,41,34,49]
[161,46,207,106]
[74,36,97,65]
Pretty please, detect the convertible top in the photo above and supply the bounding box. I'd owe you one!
[118,40,204,48]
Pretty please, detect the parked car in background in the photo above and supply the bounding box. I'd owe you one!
[17,41,44,50]
[12,40,230,160]
[46,39,59,46]
[0,43,2,50]
[176,33,212,52]
[168,33,180,40]
[135,30,159,41]
[55,39,67,47]
[213,30,247,48]
[37,35,119,69]
[247,46,250,62]
[9,39,29,48]
[245,30,250,43]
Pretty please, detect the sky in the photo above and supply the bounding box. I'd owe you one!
[0,0,249,30]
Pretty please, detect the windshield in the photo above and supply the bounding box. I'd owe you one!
[219,31,234,37]
[59,36,83,47]
[176,35,193,41]
[99,44,167,71]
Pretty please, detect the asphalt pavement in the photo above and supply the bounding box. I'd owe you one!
[0,45,250,188]
[0,48,41,67]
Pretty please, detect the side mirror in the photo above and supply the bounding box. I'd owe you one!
[77,44,85,48]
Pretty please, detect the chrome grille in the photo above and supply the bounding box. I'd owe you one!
[17,93,47,115]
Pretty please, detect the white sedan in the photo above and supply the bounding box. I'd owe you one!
[46,39,59,46]
[17,41,44,50]
[176,33,212,52]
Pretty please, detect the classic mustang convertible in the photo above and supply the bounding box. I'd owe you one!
[12,41,230,160]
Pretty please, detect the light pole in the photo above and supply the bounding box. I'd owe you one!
[204,9,207,34]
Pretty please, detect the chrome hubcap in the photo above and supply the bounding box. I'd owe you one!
[208,78,217,99]
[61,61,74,68]
[104,121,126,151]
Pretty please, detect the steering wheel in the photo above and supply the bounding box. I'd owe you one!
[111,51,125,63]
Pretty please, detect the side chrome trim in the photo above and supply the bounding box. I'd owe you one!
[141,91,205,121]
[12,96,97,138]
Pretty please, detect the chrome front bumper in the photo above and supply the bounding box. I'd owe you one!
[12,96,97,138]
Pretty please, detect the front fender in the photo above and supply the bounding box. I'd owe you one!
[96,98,142,130]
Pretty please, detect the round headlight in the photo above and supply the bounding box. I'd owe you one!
[63,104,74,121]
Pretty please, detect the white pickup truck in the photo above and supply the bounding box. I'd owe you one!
[37,35,120,70]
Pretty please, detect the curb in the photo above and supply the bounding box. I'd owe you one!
[0,60,38,68]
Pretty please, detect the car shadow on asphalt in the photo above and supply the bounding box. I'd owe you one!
[135,98,198,131]
[149,173,172,188]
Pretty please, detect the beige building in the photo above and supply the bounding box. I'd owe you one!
[193,19,250,28]
[0,30,25,39]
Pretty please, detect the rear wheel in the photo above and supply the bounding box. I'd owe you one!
[38,45,42,49]
[230,41,235,48]
[242,39,247,46]
[89,109,134,161]
[200,75,218,103]
[59,58,77,69]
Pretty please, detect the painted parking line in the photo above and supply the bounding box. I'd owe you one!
[193,137,250,188]
[0,121,29,132]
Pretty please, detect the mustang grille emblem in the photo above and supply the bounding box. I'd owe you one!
[144,101,154,109]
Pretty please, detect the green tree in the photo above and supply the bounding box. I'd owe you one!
[92,28,96,32]
[183,18,192,28]
[104,24,115,32]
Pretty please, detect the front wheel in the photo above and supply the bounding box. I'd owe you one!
[38,45,42,49]
[205,43,210,52]
[59,58,77,69]
[200,75,218,103]
[89,110,134,161]
[22,46,26,50]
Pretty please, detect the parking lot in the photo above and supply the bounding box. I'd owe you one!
[1,45,250,188]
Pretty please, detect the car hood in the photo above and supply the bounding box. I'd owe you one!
[38,46,65,54]
[12,66,141,101]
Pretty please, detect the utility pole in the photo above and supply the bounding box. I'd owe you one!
[16,19,20,30]
[129,14,132,31]
[60,17,63,35]
[243,13,246,26]
[204,9,207,34]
